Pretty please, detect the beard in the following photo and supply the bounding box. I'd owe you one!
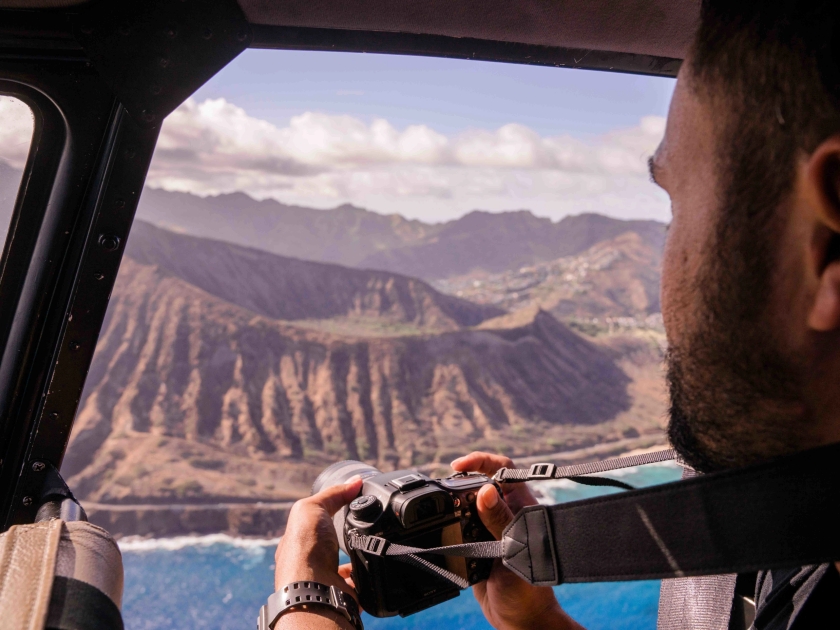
[665,153,811,473]
[666,339,807,472]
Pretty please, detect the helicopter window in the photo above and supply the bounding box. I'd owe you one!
[60,50,678,629]
[0,96,34,251]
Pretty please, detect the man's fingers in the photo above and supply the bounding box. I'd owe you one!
[307,476,363,516]
[451,451,514,477]
[451,451,540,512]
[503,484,539,512]
[476,484,515,540]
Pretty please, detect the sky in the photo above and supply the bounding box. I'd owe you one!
[0,96,34,168]
[3,50,676,224]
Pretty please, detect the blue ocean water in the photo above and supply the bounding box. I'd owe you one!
[120,462,682,630]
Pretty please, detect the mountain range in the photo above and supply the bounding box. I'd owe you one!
[136,186,666,280]
[2,160,666,282]
[62,220,667,506]
[1,163,669,514]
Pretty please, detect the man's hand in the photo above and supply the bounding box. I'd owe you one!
[452,452,585,630]
[273,477,363,629]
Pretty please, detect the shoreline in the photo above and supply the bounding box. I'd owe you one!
[87,435,669,539]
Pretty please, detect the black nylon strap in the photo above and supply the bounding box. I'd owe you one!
[515,440,840,584]
[395,553,471,589]
[46,576,124,630]
[494,449,676,484]
[565,475,635,491]
[352,442,840,589]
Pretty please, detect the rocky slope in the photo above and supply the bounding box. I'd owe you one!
[63,235,666,506]
[436,231,662,321]
[125,221,502,332]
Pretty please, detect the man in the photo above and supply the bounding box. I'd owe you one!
[270,1,840,627]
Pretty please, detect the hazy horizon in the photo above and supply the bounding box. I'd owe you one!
[139,182,669,227]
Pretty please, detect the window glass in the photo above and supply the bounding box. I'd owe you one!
[0,96,35,247]
[66,51,678,630]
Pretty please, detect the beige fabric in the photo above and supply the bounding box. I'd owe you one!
[0,519,123,630]
[0,519,63,630]
[54,521,124,608]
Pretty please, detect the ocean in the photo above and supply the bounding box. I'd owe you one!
[119,462,683,630]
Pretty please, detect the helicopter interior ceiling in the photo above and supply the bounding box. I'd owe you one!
[1,0,699,62]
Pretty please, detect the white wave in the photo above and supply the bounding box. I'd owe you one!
[118,533,280,552]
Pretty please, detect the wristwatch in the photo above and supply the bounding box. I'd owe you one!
[257,581,364,630]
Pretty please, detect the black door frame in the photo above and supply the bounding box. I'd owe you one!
[0,58,159,529]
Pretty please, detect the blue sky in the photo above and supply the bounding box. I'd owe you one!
[194,50,675,138]
[148,49,675,223]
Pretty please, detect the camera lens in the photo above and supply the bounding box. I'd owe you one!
[311,460,381,495]
[312,461,381,556]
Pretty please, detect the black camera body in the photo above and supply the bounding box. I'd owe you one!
[312,461,501,618]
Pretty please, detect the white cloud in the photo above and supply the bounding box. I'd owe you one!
[1,94,670,223]
[148,98,669,222]
[0,96,35,168]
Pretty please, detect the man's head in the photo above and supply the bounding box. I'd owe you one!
[655,0,840,472]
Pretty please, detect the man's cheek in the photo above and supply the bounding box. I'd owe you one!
[661,220,705,348]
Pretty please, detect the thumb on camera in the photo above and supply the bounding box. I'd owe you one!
[477,485,514,540]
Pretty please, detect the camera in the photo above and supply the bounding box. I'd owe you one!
[312,460,502,617]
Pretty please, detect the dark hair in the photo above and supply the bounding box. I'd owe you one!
[693,1,840,142]
[687,1,840,325]
[690,1,840,200]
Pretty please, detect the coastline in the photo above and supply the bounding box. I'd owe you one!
[87,435,669,539]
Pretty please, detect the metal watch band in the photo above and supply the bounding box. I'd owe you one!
[257,581,364,630]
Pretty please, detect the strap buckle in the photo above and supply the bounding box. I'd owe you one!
[330,585,351,620]
[350,534,389,556]
[527,463,557,480]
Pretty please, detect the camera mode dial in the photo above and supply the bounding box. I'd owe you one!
[349,494,382,521]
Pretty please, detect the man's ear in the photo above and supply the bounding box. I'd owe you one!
[805,137,840,332]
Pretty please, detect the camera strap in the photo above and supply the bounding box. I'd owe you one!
[349,441,840,590]
[492,448,678,489]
